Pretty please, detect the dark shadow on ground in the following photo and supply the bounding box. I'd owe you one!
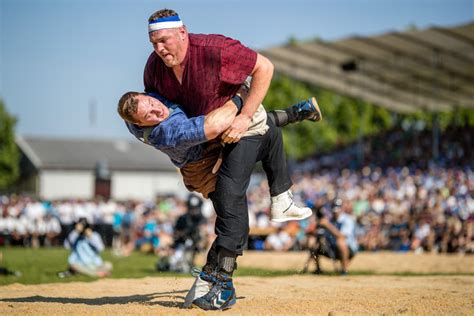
[0,290,188,308]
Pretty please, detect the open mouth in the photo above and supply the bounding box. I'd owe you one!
[161,53,173,60]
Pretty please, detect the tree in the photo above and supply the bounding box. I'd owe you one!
[265,74,474,161]
[0,99,20,191]
[264,75,394,159]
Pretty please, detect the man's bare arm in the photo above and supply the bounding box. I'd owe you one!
[221,53,274,143]
[241,54,274,119]
[204,99,239,140]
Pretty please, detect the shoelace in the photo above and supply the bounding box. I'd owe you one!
[208,282,224,297]
[282,191,296,213]
[193,267,222,285]
[199,276,228,303]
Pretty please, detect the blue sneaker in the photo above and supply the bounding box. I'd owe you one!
[292,97,322,122]
[193,271,236,310]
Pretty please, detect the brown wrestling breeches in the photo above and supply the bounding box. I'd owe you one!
[180,142,222,198]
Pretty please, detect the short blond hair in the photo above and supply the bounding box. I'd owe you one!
[117,92,142,123]
[148,8,179,23]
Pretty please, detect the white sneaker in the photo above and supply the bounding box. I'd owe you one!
[270,190,313,222]
[183,272,212,308]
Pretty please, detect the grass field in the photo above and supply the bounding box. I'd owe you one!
[0,248,298,286]
[2,247,474,286]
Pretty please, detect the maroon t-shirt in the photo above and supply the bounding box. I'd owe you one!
[144,33,257,117]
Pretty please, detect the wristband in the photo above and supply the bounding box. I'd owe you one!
[231,95,243,112]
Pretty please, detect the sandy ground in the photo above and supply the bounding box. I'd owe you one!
[224,251,474,274]
[1,252,474,315]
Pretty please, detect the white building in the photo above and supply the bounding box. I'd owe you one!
[16,136,187,200]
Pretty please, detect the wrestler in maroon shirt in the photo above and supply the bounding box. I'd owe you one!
[145,34,256,118]
[144,11,274,144]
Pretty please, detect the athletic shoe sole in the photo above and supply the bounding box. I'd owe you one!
[309,97,322,122]
[271,208,313,222]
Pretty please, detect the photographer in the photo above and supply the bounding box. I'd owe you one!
[309,198,358,275]
[62,218,112,278]
[157,194,206,273]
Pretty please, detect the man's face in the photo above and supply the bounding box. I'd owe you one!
[149,27,187,67]
[133,94,170,126]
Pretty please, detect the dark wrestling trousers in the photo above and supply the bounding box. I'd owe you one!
[208,118,293,256]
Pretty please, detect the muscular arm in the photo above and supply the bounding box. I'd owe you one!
[204,99,239,139]
[241,53,274,119]
[126,99,239,150]
[222,53,274,143]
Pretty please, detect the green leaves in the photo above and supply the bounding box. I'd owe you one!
[264,75,394,159]
[0,99,20,191]
[265,75,474,160]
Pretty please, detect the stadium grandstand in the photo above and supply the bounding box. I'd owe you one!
[262,22,474,112]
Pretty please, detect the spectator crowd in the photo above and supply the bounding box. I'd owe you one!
[1,126,473,255]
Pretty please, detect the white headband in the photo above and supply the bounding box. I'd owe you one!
[148,15,183,33]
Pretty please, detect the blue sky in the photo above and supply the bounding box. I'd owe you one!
[1,0,473,140]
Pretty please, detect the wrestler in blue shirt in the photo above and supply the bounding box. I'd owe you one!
[118,90,317,220]
[124,91,248,168]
